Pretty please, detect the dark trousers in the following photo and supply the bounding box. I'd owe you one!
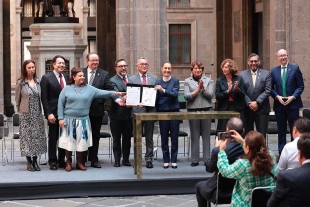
[243,107,269,138]
[110,118,133,161]
[217,102,237,132]
[159,120,179,163]
[48,121,65,164]
[195,180,213,207]
[276,107,299,154]
[142,120,155,161]
[88,115,103,163]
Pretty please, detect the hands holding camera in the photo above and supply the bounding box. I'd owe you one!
[219,130,244,151]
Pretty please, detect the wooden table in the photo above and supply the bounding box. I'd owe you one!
[132,111,240,179]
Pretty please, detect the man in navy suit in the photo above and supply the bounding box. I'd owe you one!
[41,55,68,170]
[270,49,304,154]
[82,52,113,168]
[110,59,133,167]
[267,133,310,207]
[240,53,271,138]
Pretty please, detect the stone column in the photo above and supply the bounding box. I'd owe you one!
[3,0,14,116]
[0,0,3,112]
[116,0,167,77]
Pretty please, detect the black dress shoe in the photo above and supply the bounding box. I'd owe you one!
[50,163,58,170]
[191,162,199,167]
[114,160,120,167]
[122,159,131,166]
[91,162,102,168]
[172,163,177,169]
[146,161,153,168]
[163,163,169,169]
[58,161,66,168]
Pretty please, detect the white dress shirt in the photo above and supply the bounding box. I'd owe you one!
[277,137,301,172]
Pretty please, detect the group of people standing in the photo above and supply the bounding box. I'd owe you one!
[14,47,304,173]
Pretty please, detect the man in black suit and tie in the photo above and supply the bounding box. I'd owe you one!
[128,57,158,168]
[82,52,113,168]
[110,59,132,167]
[267,133,310,207]
[41,55,68,170]
[239,53,271,138]
[195,117,245,206]
[270,49,304,154]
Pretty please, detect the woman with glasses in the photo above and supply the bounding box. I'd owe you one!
[216,59,245,131]
[184,61,214,167]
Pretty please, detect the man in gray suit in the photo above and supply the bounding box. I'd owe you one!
[240,53,271,138]
[128,57,158,168]
[110,59,133,167]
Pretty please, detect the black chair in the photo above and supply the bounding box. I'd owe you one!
[302,108,310,119]
[251,186,275,207]
[0,113,8,165]
[98,111,113,163]
[206,172,233,207]
[11,113,20,164]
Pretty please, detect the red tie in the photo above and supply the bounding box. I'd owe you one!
[59,74,64,89]
[142,75,146,85]
[123,76,127,85]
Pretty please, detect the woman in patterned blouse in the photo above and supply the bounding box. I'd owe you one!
[217,131,277,207]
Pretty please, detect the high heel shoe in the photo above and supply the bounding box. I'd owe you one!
[172,163,177,169]
[163,163,169,169]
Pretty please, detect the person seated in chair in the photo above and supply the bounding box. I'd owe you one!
[267,133,310,207]
[195,117,245,206]
[277,117,310,172]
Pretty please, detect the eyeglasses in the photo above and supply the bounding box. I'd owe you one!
[116,65,128,68]
[249,60,259,63]
[278,54,287,58]
[139,63,149,67]
[89,60,99,63]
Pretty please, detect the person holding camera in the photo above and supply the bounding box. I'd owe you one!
[195,117,244,206]
[217,130,277,207]
[270,49,304,155]
[184,60,214,167]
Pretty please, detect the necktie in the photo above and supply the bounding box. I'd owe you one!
[89,71,95,85]
[252,72,256,87]
[282,67,287,96]
[142,75,146,85]
[59,73,64,89]
[123,76,127,85]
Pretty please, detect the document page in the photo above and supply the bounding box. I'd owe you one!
[126,86,141,106]
[141,87,157,107]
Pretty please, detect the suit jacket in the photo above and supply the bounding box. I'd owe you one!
[83,67,113,116]
[128,73,158,114]
[109,74,132,120]
[155,77,180,112]
[267,162,310,207]
[270,63,304,112]
[239,68,271,114]
[215,75,245,112]
[205,141,245,200]
[184,75,214,109]
[40,72,69,118]
[15,78,42,113]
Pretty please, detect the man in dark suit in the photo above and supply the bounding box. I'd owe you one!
[110,58,132,167]
[128,57,158,168]
[270,49,304,154]
[195,117,245,206]
[40,55,68,170]
[267,133,310,207]
[240,53,271,138]
[82,52,113,168]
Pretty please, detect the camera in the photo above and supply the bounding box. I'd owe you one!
[218,132,232,141]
